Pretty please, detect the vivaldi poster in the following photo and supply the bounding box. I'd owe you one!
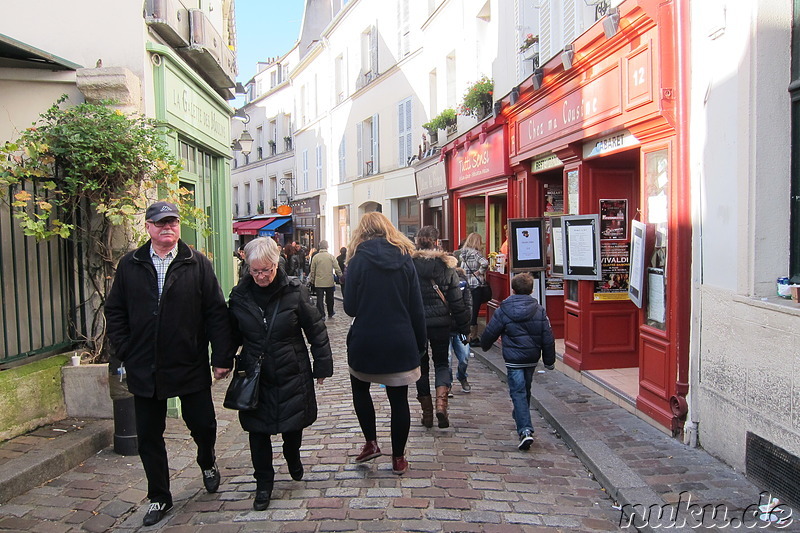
[594,241,631,301]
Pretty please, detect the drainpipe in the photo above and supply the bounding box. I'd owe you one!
[669,0,692,435]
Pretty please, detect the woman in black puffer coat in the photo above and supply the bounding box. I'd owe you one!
[411,226,471,429]
[227,237,333,511]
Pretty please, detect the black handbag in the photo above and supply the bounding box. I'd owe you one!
[223,298,281,411]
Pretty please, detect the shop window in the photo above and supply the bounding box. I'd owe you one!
[790,8,800,281]
[397,197,419,240]
[644,149,669,330]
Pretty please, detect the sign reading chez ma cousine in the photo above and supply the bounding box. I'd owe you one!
[516,64,625,154]
[447,129,510,189]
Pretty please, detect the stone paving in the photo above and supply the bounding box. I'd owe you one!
[0,298,623,532]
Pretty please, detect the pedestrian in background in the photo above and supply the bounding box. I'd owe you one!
[336,246,347,295]
[226,237,333,510]
[105,201,234,527]
[411,226,470,429]
[449,265,473,393]
[480,272,555,451]
[460,232,490,346]
[309,240,342,319]
[236,245,248,281]
[343,212,426,475]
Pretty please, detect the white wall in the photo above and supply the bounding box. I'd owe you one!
[690,0,798,471]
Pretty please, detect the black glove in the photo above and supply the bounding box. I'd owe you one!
[458,333,469,345]
[544,364,555,370]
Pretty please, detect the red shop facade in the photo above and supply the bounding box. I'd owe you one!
[500,0,690,434]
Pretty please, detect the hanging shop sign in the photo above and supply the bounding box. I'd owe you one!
[414,160,447,199]
[532,153,563,173]
[447,129,510,188]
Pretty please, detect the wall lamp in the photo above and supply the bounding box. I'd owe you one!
[479,132,487,144]
[510,86,520,105]
[278,177,292,205]
[603,7,620,39]
[532,68,544,90]
[235,82,247,94]
[561,44,574,70]
[234,129,254,156]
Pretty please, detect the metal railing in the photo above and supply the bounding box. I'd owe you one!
[0,183,76,364]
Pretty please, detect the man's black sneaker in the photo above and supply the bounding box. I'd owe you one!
[518,429,534,451]
[202,463,220,493]
[142,501,172,526]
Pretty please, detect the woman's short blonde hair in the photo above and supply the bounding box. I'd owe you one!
[244,237,280,267]
[347,212,414,261]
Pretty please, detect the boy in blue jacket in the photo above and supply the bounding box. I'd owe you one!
[480,272,556,450]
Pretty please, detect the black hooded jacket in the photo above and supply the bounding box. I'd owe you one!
[227,270,333,434]
[411,249,471,338]
[105,240,234,399]
[343,238,427,374]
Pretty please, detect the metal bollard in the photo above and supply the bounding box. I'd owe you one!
[108,356,138,456]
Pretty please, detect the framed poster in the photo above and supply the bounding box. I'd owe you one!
[593,241,631,300]
[647,267,666,328]
[508,217,546,272]
[628,220,647,307]
[599,199,628,240]
[561,214,602,280]
[549,216,564,275]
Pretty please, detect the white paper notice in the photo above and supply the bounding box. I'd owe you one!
[567,225,595,268]
[647,271,666,323]
[552,226,564,267]
[515,227,541,261]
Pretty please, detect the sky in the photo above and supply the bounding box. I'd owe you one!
[235,0,306,85]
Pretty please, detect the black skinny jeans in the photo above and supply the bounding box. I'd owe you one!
[315,286,336,317]
[415,335,451,397]
[350,375,410,458]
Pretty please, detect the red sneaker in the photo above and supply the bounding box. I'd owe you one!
[391,455,408,475]
[355,440,381,462]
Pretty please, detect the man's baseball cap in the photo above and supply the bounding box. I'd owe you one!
[146,201,180,222]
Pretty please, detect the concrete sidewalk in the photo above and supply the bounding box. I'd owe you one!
[474,344,790,532]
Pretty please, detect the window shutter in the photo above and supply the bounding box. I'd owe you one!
[564,0,576,44]
[339,137,346,182]
[370,25,378,74]
[316,145,323,188]
[405,99,413,164]
[357,122,364,177]
[540,0,551,62]
[372,113,380,174]
[397,98,412,166]
[302,149,309,191]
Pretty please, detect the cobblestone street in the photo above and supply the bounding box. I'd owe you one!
[0,298,622,532]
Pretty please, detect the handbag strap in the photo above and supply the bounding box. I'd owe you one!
[431,279,449,309]
[241,296,281,367]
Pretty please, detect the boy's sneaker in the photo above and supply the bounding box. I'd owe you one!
[518,429,534,450]
[458,378,471,393]
[447,385,454,398]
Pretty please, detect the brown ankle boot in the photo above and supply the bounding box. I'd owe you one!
[435,386,450,428]
[418,395,434,428]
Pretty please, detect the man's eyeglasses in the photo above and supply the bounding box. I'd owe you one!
[250,266,276,276]
[149,218,180,228]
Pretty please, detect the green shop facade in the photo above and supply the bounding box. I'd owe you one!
[148,43,234,292]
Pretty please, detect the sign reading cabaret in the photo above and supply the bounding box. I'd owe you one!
[447,129,509,188]
[516,64,627,153]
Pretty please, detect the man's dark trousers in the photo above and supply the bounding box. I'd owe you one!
[316,286,335,317]
[134,388,217,505]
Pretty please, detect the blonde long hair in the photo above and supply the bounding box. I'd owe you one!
[462,232,484,251]
[347,212,415,262]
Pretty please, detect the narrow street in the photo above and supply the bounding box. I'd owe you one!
[0,297,621,532]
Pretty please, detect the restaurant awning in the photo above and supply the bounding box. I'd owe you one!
[233,218,271,235]
[258,216,292,237]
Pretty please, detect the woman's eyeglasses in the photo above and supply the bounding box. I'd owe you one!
[149,218,180,228]
[250,266,276,276]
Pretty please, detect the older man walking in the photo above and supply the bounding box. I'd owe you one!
[105,201,234,526]
[309,240,342,319]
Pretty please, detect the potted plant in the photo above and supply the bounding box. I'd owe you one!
[519,33,540,58]
[458,76,494,119]
[422,108,457,133]
[267,139,276,155]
